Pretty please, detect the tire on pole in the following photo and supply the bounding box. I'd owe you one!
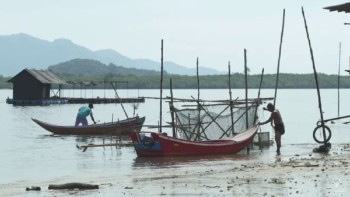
[313,125,332,144]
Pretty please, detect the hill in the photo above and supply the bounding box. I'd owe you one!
[48,59,350,89]
[49,59,162,76]
[0,33,223,77]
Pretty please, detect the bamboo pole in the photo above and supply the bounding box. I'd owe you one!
[159,39,164,133]
[103,80,105,99]
[170,79,176,137]
[143,96,273,104]
[197,57,200,102]
[196,57,201,140]
[257,68,264,101]
[191,96,228,139]
[228,61,235,135]
[274,9,285,106]
[338,42,341,117]
[110,82,128,118]
[302,7,326,144]
[254,68,264,123]
[244,49,248,129]
[77,143,133,152]
[243,49,249,154]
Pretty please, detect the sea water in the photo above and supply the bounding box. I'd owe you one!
[0,88,349,193]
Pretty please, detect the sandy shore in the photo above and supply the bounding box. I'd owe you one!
[2,143,350,196]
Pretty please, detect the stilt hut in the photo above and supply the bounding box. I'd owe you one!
[7,69,67,105]
[324,3,350,74]
[324,3,350,13]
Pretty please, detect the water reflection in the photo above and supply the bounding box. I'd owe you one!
[4,89,350,196]
[132,151,260,169]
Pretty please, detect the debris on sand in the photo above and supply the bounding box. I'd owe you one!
[26,186,41,191]
[48,183,99,190]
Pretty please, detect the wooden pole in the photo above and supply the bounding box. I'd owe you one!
[338,42,341,117]
[254,68,265,123]
[244,50,250,154]
[58,84,61,98]
[244,49,248,129]
[91,82,93,98]
[159,39,164,133]
[196,57,201,140]
[197,57,200,102]
[137,80,140,98]
[302,7,326,144]
[257,68,264,101]
[110,82,128,119]
[228,61,235,135]
[170,79,176,137]
[274,8,285,106]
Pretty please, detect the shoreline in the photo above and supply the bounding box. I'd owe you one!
[2,143,350,196]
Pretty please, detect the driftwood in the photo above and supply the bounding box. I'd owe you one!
[48,182,99,190]
[26,186,41,191]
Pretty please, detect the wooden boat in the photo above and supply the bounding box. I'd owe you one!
[32,116,145,136]
[130,124,259,157]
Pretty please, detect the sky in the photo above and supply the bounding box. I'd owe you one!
[1,0,350,75]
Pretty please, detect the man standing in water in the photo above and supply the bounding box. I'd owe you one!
[258,103,285,155]
[75,103,96,126]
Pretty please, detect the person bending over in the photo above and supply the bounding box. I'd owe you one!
[75,103,96,126]
[258,103,285,154]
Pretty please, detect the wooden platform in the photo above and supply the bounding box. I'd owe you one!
[6,99,68,106]
[6,97,145,106]
[65,97,145,104]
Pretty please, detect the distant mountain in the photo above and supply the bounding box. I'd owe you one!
[0,33,224,77]
[49,59,163,76]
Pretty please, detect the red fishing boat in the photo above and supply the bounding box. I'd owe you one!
[130,124,259,157]
[32,116,145,136]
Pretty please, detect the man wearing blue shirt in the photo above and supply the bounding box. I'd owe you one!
[75,103,96,126]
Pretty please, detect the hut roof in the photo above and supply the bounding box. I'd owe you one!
[8,69,67,84]
[324,3,350,13]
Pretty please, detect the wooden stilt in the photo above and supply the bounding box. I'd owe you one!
[160,39,164,133]
[302,7,327,144]
[170,79,176,137]
[244,49,248,130]
[274,9,285,106]
[228,62,235,135]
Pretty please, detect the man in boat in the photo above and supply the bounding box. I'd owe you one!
[75,103,96,126]
[258,103,285,155]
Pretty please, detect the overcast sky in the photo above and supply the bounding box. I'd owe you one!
[1,0,350,74]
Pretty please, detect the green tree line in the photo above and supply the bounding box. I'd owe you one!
[51,73,350,89]
[0,75,12,89]
[2,72,350,89]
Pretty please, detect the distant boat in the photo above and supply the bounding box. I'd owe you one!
[32,116,145,136]
[130,124,259,157]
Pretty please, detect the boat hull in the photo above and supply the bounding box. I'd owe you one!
[32,116,145,136]
[131,125,258,157]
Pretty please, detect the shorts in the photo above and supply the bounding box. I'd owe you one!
[275,123,285,135]
[75,116,88,126]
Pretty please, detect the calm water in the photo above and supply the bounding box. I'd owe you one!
[1,88,350,193]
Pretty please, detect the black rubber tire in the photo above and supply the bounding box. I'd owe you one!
[313,125,332,144]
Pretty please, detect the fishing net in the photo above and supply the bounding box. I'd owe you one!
[173,101,259,141]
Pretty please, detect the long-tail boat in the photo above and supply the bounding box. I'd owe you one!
[130,124,258,157]
[32,116,145,136]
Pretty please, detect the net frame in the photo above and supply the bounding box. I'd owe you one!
[173,100,260,141]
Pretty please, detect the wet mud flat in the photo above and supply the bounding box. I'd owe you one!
[2,143,350,197]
